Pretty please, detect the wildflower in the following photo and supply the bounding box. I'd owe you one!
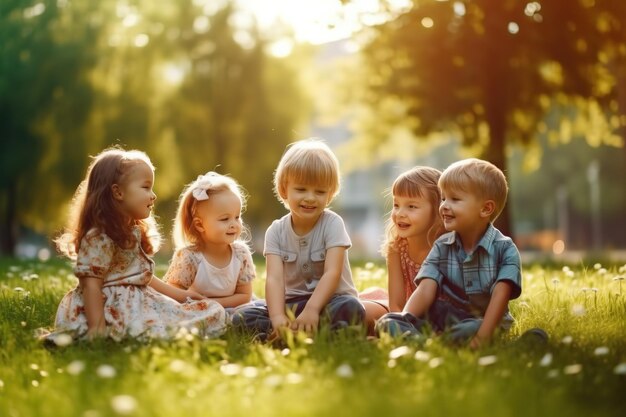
[562,266,571,273]
[387,359,397,368]
[593,346,609,356]
[67,360,85,375]
[281,348,290,356]
[97,365,117,378]
[539,353,553,367]
[219,363,241,376]
[110,395,138,415]
[561,335,573,345]
[593,263,601,270]
[563,364,582,375]
[478,355,497,366]
[242,367,259,378]
[389,345,412,359]
[336,364,354,378]
[365,262,375,269]
[264,375,283,387]
[414,350,431,362]
[428,357,443,368]
[52,333,73,347]
[571,304,585,316]
[613,363,626,375]
[169,360,187,373]
[31,380,39,387]
[286,373,303,384]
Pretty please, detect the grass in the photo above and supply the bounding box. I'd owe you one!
[1,258,625,417]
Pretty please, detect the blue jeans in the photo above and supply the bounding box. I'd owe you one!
[231,294,365,336]
[375,299,482,344]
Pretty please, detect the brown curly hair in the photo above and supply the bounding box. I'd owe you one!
[55,146,161,259]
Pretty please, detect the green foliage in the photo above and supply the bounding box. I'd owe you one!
[1,259,625,417]
[0,0,309,254]
[350,0,626,236]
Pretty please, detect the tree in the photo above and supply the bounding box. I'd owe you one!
[0,0,98,254]
[353,0,625,237]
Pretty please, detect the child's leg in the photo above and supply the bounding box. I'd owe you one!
[323,295,366,329]
[375,312,429,337]
[362,300,389,336]
[445,318,482,345]
[230,302,271,337]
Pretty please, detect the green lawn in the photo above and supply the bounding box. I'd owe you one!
[1,258,625,417]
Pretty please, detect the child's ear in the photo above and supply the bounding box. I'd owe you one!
[481,200,496,218]
[193,218,205,233]
[111,184,123,201]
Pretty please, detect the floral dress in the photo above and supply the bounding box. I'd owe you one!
[359,238,421,306]
[52,228,226,341]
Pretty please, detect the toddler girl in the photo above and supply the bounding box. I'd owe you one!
[49,147,225,342]
[361,166,445,333]
[164,172,256,310]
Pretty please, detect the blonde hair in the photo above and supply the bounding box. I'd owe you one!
[439,158,508,222]
[55,146,161,259]
[380,166,445,256]
[274,138,340,208]
[172,172,249,250]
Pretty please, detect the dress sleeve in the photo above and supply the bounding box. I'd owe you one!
[74,231,114,280]
[163,248,199,289]
[234,242,256,284]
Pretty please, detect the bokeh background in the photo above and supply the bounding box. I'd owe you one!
[2,0,625,262]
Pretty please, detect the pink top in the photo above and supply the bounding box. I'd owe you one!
[397,238,420,302]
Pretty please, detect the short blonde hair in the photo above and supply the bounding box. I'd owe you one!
[274,139,340,208]
[439,158,508,222]
[173,172,249,250]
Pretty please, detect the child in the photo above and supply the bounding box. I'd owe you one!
[163,172,256,310]
[49,147,225,342]
[376,158,522,349]
[232,139,365,339]
[360,166,445,333]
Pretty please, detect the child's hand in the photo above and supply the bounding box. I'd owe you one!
[270,314,291,339]
[292,308,319,334]
[185,289,206,300]
[469,332,490,350]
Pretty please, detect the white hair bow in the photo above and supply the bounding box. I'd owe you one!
[191,174,213,201]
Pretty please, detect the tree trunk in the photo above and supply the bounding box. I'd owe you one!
[0,182,18,255]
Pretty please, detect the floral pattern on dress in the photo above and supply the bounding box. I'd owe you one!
[52,228,226,341]
[164,241,256,292]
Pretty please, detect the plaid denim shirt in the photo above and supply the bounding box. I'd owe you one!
[416,224,522,327]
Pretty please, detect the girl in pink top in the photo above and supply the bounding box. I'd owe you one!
[360,166,445,334]
[48,147,225,343]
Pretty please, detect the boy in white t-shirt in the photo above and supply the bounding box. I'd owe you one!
[232,139,365,340]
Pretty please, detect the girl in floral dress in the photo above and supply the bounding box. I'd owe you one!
[164,172,256,313]
[49,147,225,342]
[360,166,445,334]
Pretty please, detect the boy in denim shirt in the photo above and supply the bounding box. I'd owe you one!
[376,158,521,348]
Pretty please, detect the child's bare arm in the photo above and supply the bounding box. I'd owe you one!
[149,276,205,302]
[80,277,106,338]
[469,280,514,349]
[294,246,345,333]
[402,278,438,317]
[210,282,252,308]
[386,250,405,312]
[265,254,290,332]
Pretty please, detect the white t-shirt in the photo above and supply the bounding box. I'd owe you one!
[264,209,358,298]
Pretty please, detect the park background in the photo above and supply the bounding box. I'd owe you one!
[2,0,625,262]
